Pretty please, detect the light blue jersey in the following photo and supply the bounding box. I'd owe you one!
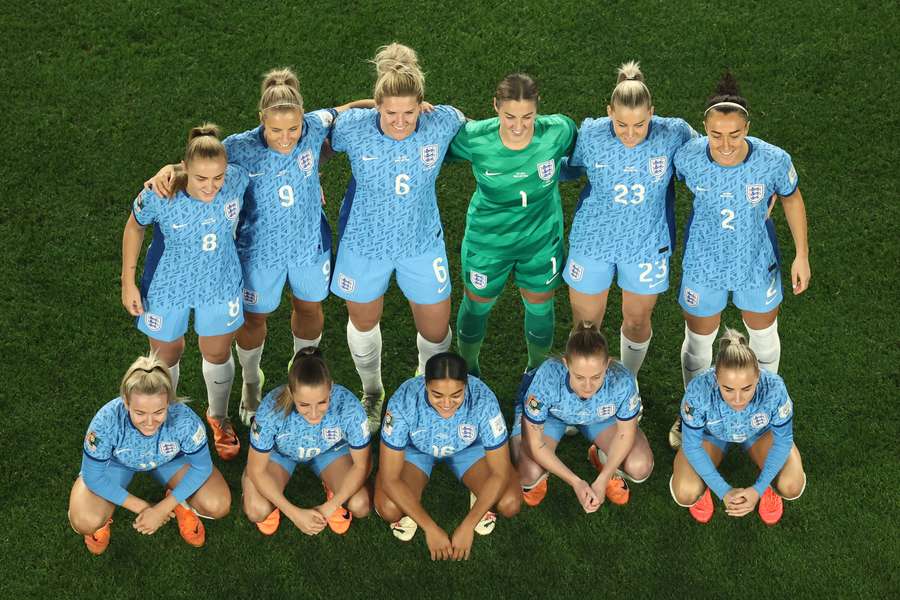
[134,164,248,308]
[569,116,696,264]
[250,384,371,463]
[332,106,465,261]
[381,375,508,458]
[674,136,798,290]
[81,398,211,504]
[681,369,794,499]
[522,360,641,427]
[224,109,336,271]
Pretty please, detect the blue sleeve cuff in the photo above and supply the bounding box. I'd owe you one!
[349,440,371,450]
[249,441,273,453]
[522,412,546,425]
[380,438,407,452]
[483,437,508,452]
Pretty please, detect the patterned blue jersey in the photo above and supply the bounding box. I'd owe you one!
[224,109,336,269]
[133,164,248,308]
[381,375,508,457]
[522,360,641,426]
[569,116,696,262]
[332,106,465,260]
[674,136,799,289]
[680,369,793,444]
[680,368,794,498]
[250,384,371,462]
[83,398,209,472]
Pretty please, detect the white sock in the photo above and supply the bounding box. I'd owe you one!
[202,356,234,419]
[416,328,452,375]
[235,342,263,384]
[745,318,780,373]
[680,324,719,388]
[293,333,322,355]
[620,329,652,376]
[347,320,383,396]
[168,361,180,392]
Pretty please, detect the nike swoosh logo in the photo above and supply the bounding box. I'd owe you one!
[249,172,265,178]
[593,163,608,168]
[544,272,560,285]
[706,419,722,425]
[649,279,666,289]
[484,171,502,176]
[410,429,425,436]
[172,224,188,229]
[113,448,133,455]
[214,380,231,385]
[226,316,240,326]
[696,186,709,191]
[362,156,378,161]
[437,283,449,294]
[765,294,778,305]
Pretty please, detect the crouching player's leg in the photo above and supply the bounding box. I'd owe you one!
[586,415,654,506]
[746,430,806,526]
[157,457,231,547]
[315,444,373,535]
[670,440,725,524]
[461,443,522,541]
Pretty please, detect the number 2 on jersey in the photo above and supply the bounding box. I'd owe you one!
[721,208,735,230]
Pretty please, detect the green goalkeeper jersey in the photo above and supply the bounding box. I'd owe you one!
[448,114,576,258]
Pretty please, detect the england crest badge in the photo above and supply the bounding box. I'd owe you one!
[297,149,314,175]
[420,144,438,168]
[746,183,765,207]
[537,159,555,181]
[224,200,240,221]
[649,156,668,179]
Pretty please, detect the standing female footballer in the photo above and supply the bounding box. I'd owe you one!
[374,353,521,561]
[241,348,372,536]
[330,43,466,427]
[122,124,248,461]
[670,71,810,447]
[565,61,696,378]
[448,73,576,377]
[145,68,373,427]
[511,322,654,511]
[670,329,805,525]
[68,353,231,555]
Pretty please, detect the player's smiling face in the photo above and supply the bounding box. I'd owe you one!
[185,157,227,203]
[126,392,169,436]
[293,383,332,425]
[705,110,750,166]
[378,96,421,141]
[262,108,304,154]
[426,378,466,419]
[716,367,760,411]
[563,355,611,399]
[495,99,537,148]
[608,103,653,148]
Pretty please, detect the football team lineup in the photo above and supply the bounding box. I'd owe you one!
[69,41,810,560]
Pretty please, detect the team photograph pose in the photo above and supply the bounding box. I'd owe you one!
[669,71,810,448]
[122,124,249,461]
[374,352,520,561]
[565,61,696,378]
[145,69,374,431]
[670,329,805,525]
[511,321,653,511]
[330,43,466,427]
[241,348,372,536]
[68,353,231,554]
[448,73,577,377]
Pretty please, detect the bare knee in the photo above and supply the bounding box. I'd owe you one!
[68,509,108,536]
[776,472,806,500]
[243,496,275,523]
[194,490,232,520]
[347,492,371,519]
[671,477,705,507]
[374,492,402,523]
[624,453,654,483]
[497,492,522,518]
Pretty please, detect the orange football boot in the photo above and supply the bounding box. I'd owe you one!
[522,475,548,507]
[205,413,240,461]
[758,487,784,526]
[587,444,631,505]
[256,508,281,536]
[322,482,352,535]
[84,518,112,555]
[689,488,714,524]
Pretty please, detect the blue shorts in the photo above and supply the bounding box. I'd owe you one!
[138,293,243,342]
[564,249,670,296]
[509,403,616,442]
[703,428,768,453]
[242,250,332,314]
[679,271,783,317]
[403,442,485,480]
[331,244,451,305]
[267,442,349,478]
[81,454,193,489]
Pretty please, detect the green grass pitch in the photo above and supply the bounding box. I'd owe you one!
[1,1,898,598]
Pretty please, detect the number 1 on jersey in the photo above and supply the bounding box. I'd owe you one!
[520,190,527,207]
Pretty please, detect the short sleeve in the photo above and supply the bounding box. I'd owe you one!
[83,407,116,461]
[174,406,208,455]
[559,114,577,157]
[310,108,337,130]
[473,382,507,450]
[522,364,554,424]
[380,387,412,450]
[678,118,699,145]
[774,150,798,197]
[569,126,587,168]
[337,387,371,449]
[673,143,689,182]
[249,390,281,452]
[331,109,355,153]
[447,124,472,162]
[132,188,159,227]
[680,380,708,430]
[615,374,642,421]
